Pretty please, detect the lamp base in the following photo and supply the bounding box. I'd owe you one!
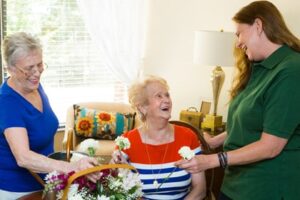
[201,114,225,135]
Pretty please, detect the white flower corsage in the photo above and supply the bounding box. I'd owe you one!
[115,136,131,150]
[178,146,195,160]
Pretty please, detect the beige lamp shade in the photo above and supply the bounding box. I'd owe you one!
[193,30,235,117]
[193,30,235,66]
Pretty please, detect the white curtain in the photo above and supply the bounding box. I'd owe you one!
[77,0,146,86]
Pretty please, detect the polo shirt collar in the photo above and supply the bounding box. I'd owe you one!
[252,45,291,69]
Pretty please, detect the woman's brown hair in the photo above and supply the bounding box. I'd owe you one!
[229,1,300,100]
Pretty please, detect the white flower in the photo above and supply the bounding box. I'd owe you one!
[68,194,84,200]
[115,136,131,150]
[97,195,110,200]
[178,146,195,160]
[68,184,80,199]
[109,178,122,190]
[44,171,59,183]
[78,138,99,153]
[106,168,143,198]
[121,170,143,191]
[75,138,99,157]
[68,185,95,200]
[70,152,89,163]
[56,190,63,200]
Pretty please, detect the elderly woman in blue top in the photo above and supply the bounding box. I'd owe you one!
[0,32,98,200]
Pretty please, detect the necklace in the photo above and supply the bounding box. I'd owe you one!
[144,133,170,189]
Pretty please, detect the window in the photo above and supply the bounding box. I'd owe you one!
[1,0,127,125]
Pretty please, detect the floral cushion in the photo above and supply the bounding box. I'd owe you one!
[73,104,136,140]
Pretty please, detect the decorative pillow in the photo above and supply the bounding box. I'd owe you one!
[73,104,136,140]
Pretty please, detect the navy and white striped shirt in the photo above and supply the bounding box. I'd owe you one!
[122,125,202,200]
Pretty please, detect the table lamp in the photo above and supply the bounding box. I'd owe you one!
[193,30,235,133]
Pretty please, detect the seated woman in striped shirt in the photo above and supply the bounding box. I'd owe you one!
[113,75,206,200]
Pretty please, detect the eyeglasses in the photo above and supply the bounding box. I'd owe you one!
[13,62,48,76]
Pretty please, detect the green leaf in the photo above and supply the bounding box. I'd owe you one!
[88,147,95,157]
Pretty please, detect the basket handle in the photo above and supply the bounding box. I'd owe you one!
[66,129,73,162]
[62,164,137,200]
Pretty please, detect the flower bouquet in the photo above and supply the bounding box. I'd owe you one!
[43,138,143,200]
[43,164,143,200]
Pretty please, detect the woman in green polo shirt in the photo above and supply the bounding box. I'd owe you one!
[176,1,300,200]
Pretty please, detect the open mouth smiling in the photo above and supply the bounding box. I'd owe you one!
[161,107,170,112]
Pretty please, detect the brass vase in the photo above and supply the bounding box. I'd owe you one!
[201,66,225,133]
[211,66,225,116]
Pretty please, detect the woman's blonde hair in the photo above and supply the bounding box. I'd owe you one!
[229,47,251,100]
[230,1,300,100]
[128,75,169,122]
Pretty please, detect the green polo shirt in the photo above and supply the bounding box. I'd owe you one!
[222,45,300,200]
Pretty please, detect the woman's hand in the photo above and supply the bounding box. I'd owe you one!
[71,157,100,182]
[203,132,215,148]
[203,131,227,149]
[111,150,128,164]
[72,156,98,171]
[175,154,219,174]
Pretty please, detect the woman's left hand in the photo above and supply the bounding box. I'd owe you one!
[110,150,128,164]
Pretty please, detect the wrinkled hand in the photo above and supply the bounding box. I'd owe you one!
[111,150,128,164]
[72,157,100,183]
[175,154,214,174]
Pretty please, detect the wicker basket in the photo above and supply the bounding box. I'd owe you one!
[61,163,137,200]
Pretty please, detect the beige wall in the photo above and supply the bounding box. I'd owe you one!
[143,0,300,121]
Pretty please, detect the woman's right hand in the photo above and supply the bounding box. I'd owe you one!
[203,132,215,148]
[72,156,98,171]
[111,150,128,164]
[203,131,227,149]
[71,157,100,182]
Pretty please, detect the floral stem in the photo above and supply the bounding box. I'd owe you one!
[157,167,177,190]
[118,149,125,162]
[88,147,95,157]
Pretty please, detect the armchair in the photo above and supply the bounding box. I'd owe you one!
[169,120,220,200]
[62,102,141,156]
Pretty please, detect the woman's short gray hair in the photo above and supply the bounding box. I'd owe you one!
[1,32,42,68]
[128,75,169,122]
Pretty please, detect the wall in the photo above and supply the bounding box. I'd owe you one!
[143,0,300,121]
